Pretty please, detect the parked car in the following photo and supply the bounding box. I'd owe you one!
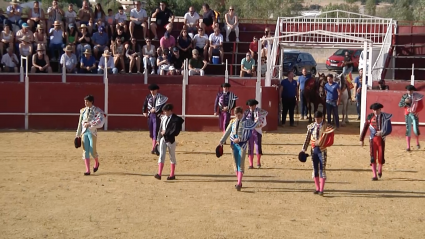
[326,49,362,72]
[282,50,317,76]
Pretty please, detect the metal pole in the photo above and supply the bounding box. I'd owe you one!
[225,59,228,83]
[104,56,108,84]
[257,39,262,82]
[279,46,284,79]
[104,56,108,130]
[256,40,262,108]
[411,63,415,86]
[24,64,29,130]
[265,43,271,86]
[367,43,373,89]
[360,41,368,135]
[61,58,66,83]
[182,59,187,131]
[20,56,24,83]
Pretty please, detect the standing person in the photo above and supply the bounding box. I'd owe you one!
[297,68,310,120]
[214,83,238,133]
[353,68,364,120]
[360,103,393,180]
[279,71,298,127]
[300,111,335,196]
[398,85,424,151]
[154,104,184,180]
[324,74,341,128]
[142,84,168,154]
[219,107,259,191]
[244,99,268,169]
[342,51,353,76]
[75,95,105,176]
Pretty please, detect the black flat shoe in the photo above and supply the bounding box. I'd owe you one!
[417,144,420,149]
[84,172,90,176]
[93,163,99,173]
[235,184,242,191]
[313,191,319,194]
[167,175,176,180]
[257,164,261,169]
[378,172,382,178]
[319,191,324,196]
[372,177,378,181]
[248,166,254,169]
[151,150,156,154]
[154,174,161,180]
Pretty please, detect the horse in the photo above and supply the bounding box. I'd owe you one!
[303,73,327,122]
[335,73,350,126]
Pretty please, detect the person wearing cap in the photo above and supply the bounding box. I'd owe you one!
[33,24,47,49]
[65,23,78,54]
[80,49,97,74]
[208,27,224,64]
[19,36,33,59]
[176,28,193,60]
[399,85,424,151]
[301,110,335,195]
[279,71,298,127]
[64,4,77,30]
[49,20,65,61]
[142,84,168,154]
[170,47,184,75]
[244,99,268,169]
[360,103,393,180]
[15,23,34,52]
[142,39,156,74]
[214,83,238,133]
[126,38,142,74]
[78,1,94,32]
[0,25,14,57]
[160,31,176,52]
[27,1,45,32]
[129,1,148,39]
[166,66,177,75]
[60,45,77,73]
[92,26,109,59]
[47,0,64,29]
[192,28,209,60]
[98,50,118,74]
[219,106,259,191]
[150,1,175,40]
[1,47,19,73]
[77,24,92,60]
[189,48,207,76]
[240,52,256,77]
[4,0,23,30]
[75,95,106,176]
[31,44,52,73]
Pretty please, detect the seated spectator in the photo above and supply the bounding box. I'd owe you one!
[33,24,47,49]
[177,29,192,60]
[200,4,215,32]
[4,0,23,30]
[94,3,106,28]
[27,1,44,32]
[19,36,33,58]
[115,6,128,33]
[260,57,266,76]
[47,0,64,30]
[378,79,389,90]
[224,6,239,42]
[112,38,125,73]
[0,25,14,56]
[111,26,129,50]
[92,26,109,59]
[31,44,52,73]
[160,31,176,52]
[126,38,142,74]
[157,49,170,75]
[80,49,97,74]
[261,27,272,58]
[64,4,77,30]
[60,45,78,74]
[98,50,118,74]
[240,52,256,77]
[15,23,34,52]
[150,1,174,40]
[1,47,19,73]
[65,24,78,54]
[192,28,209,60]
[249,36,258,59]
[208,27,224,63]
[170,47,183,75]
[129,1,148,39]
[49,21,65,61]
[77,24,92,60]
[183,6,200,37]
[142,39,156,75]
[105,9,115,36]
[189,49,207,76]
[78,1,94,33]
[167,66,177,75]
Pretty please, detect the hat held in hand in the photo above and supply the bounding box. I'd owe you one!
[216,145,223,158]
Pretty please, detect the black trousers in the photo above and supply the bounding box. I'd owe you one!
[282,97,296,126]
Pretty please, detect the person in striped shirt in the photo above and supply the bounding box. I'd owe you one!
[219,106,259,191]
[301,111,335,196]
[214,83,238,133]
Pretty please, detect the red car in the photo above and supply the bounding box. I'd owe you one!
[326,49,362,72]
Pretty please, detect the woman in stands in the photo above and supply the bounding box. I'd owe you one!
[224,6,239,42]
[261,27,272,59]
[94,3,106,28]
[0,25,14,57]
[66,24,78,55]
[177,28,193,60]
[157,49,170,75]
[126,37,142,74]
[142,39,157,75]
[112,38,126,73]
[33,24,47,49]
[19,36,33,59]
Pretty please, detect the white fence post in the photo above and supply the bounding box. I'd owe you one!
[144,66,148,84]
[24,56,29,130]
[411,63,415,86]
[360,41,368,134]
[182,59,188,131]
[62,60,66,82]
[103,56,108,130]
[20,56,25,83]
[225,59,228,83]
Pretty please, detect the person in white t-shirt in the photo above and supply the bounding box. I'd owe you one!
[183,6,200,36]
[115,6,128,33]
[208,27,223,64]
[64,4,77,30]
[192,28,209,60]
[129,1,148,39]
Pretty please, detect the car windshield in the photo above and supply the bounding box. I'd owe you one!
[334,49,353,56]
[284,53,299,62]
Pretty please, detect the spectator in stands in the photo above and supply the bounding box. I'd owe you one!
[184,6,200,37]
[0,8,5,28]
[78,1,94,33]
[193,28,209,60]
[261,27,272,59]
[150,1,174,40]
[224,6,239,42]
[378,79,389,90]
[249,36,258,59]
[0,25,14,57]
[112,38,125,73]
[115,6,128,34]
[65,24,78,55]
[280,71,298,127]
[208,27,224,64]
[92,26,109,59]
[19,36,33,59]
[342,51,353,75]
[60,45,78,74]
[98,50,118,74]
[27,1,44,32]
[80,49,97,74]
[170,47,183,75]
[200,4,216,32]
[33,24,47,49]
[111,26,129,50]
[189,49,207,76]
[15,23,34,52]
[142,39,156,75]
[1,47,19,73]
[77,24,92,60]
[160,31,176,52]
[65,4,77,30]
[49,21,64,61]
[126,38,142,74]
[177,29,193,60]
[105,9,115,36]
[31,44,52,73]
[47,0,64,29]
[157,49,170,75]
[260,57,267,76]
[4,0,23,30]
[240,52,256,77]
[129,1,148,39]
[94,3,106,28]
[167,66,177,75]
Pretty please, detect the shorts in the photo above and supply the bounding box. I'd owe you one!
[212,48,220,55]
[203,18,213,27]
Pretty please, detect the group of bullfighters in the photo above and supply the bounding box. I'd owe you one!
[73,83,423,195]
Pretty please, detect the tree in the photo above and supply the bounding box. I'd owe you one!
[345,0,358,4]
[365,0,376,15]
[388,0,414,21]
[413,0,425,22]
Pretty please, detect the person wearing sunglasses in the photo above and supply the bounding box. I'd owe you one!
[224,6,239,42]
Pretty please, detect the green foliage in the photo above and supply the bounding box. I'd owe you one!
[321,3,360,17]
[388,0,414,21]
[365,0,376,15]
[413,0,425,22]
[345,0,358,4]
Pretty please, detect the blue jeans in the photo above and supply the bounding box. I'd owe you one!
[3,19,23,29]
[326,101,339,128]
[300,90,307,117]
[49,43,64,59]
[355,93,361,117]
[342,66,353,75]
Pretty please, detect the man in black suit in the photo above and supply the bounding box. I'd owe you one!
[154,103,185,180]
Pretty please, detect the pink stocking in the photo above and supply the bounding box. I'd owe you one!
[158,163,164,176]
[170,164,175,177]
[248,155,254,167]
[319,178,326,192]
[378,164,383,174]
[237,171,243,185]
[406,136,411,149]
[152,140,157,150]
[371,163,377,178]
[94,158,99,168]
[257,154,261,166]
[84,159,90,173]
[314,177,320,191]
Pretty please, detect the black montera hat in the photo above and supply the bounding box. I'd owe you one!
[221,83,231,88]
[216,145,223,158]
[246,99,259,106]
[406,85,417,91]
[314,111,323,118]
[370,103,384,110]
[149,84,159,90]
[298,151,309,163]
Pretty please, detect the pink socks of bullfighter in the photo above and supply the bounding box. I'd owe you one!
[84,159,90,175]
[249,155,254,167]
[152,140,157,150]
[170,164,175,177]
[237,172,243,185]
[406,136,411,150]
[257,154,261,167]
[158,163,164,176]
[319,178,325,193]
[314,177,320,192]
[371,163,377,180]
